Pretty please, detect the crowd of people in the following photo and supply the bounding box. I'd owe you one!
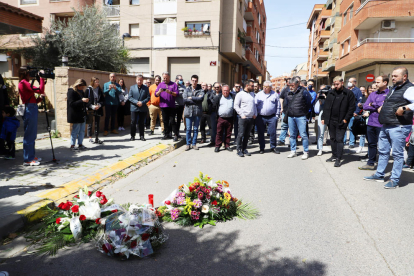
[1,66,414,189]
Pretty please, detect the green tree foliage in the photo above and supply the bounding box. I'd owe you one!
[24,5,129,73]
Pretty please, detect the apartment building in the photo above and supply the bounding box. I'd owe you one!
[122,0,267,84]
[307,4,330,88]
[335,0,414,88]
[320,0,342,83]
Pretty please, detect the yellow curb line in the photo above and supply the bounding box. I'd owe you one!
[16,199,54,223]
[35,143,169,202]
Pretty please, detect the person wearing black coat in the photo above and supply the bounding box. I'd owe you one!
[0,74,10,133]
[321,76,356,167]
[128,75,150,141]
[67,79,89,151]
[85,77,105,144]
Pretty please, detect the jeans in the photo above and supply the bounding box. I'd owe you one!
[344,116,356,145]
[366,126,381,166]
[375,125,411,184]
[236,117,254,151]
[288,116,309,153]
[200,113,211,140]
[71,122,86,146]
[256,115,277,150]
[23,103,38,162]
[216,117,233,148]
[161,107,176,137]
[210,111,218,143]
[328,121,347,160]
[279,113,289,143]
[185,116,201,145]
[359,135,366,147]
[131,111,146,138]
[175,105,184,137]
[104,105,118,131]
[317,112,326,150]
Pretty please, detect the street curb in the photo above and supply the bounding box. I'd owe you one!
[1,140,186,239]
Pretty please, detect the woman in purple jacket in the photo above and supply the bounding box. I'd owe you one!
[359,76,390,170]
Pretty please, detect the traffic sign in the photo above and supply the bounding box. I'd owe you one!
[366,74,375,82]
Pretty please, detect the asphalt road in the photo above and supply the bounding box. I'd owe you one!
[1,137,414,276]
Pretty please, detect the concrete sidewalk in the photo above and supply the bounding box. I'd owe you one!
[0,126,185,238]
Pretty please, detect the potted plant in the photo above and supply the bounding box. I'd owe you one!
[181,27,189,36]
[188,29,193,36]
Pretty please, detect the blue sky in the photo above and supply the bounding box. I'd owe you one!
[263,0,318,78]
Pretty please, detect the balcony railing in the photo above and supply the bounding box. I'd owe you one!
[103,5,120,17]
[359,37,414,47]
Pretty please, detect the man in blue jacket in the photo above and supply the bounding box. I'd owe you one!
[129,74,150,141]
[343,77,363,148]
[103,73,123,136]
[1,106,20,159]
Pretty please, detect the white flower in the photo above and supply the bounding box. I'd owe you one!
[208,180,217,188]
[224,187,231,194]
[57,218,70,231]
[183,185,190,194]
[100,218,106,225]
[79,201,101,220]
[201,205,209,213]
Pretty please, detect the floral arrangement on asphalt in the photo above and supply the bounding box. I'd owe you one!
[156,172,259,228]
[96,204,168,259]
[26,187,117,255]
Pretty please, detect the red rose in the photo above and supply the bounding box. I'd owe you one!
[56,217,62,224]
[71,205,79,213]
[96,191,102,197]
[67,201,73,207]
[130,240,137,248]
[141,233,150,241]
[189,186,194,192]
[100,198,108,205]
[79,215,86,221]
[124,235,131,242]
[95,218,101,224]
[155,210,163,217]
[88,191,92,196]
[102,244,110,253]
[73,195,79,199]
[58,202,64,209]
[212,200,218,206]
[111,209,118,213]
[62,203,71,211]
[165,200,171,205]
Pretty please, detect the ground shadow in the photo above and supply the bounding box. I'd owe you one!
[0,227,327,276]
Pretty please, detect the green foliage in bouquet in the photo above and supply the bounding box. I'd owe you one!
[156,173,259,228]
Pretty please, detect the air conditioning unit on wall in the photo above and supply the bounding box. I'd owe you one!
[381,20,396,30]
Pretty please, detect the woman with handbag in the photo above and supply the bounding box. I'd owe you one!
[18,68,46,166]
[117,78,129,131]
[67,79,89,151]
[86,77,105,144]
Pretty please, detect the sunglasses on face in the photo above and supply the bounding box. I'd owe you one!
[235,86,240,88]
[214,87,220,89]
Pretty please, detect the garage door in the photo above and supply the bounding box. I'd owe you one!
[168,57,200,82]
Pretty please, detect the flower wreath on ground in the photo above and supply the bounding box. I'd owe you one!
[156,172,259,228]
[26,187,168,258]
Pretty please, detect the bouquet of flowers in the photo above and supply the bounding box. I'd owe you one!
[156,173,259,228]
[26,186,118,256]
[96,204,168,259]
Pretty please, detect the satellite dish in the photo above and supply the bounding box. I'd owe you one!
[203,24,210,33]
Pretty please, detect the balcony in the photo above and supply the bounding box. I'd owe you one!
[323,39,330,51]
[336,40,414,71]
[318,30,330,42]
[154,0,177,15]
[245,24,253,42]
[316,50,329,61]
[244,0,254,21]
[103,5,120,17]
[354,0,414,30]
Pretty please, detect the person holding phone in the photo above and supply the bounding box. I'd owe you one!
[103,73,123,136]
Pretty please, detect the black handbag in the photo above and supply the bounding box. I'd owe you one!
[352,115,367,136]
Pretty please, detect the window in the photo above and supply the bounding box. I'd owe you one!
[20,0,37,4]
[348,39,351,53]
[256,30,260,43]
[130,0,139,5]
[349,5,353,20]
[343,11,347,25]
[130,24,140,37]
[341,43,345,56]
[185,21,210,33]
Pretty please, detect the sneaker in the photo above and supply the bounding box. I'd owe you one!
[277,141,285,146]
[317,150,323,156]
[271,148,280,154]
[287,152,297,158]
[118,127,122,131]
[4,156,15,160]
[363,174,385,182]
[356,147,363,154]
[243,150,251,156]
[384,180,398,189]
[173,136,179,142]
[326,156,336,162]
[359,164,376,170]
[89,138,94,143]
[403,164,410,169]
[150,130,154,135]
[185,145,191,151]
[237,150,244,157]
[70,146,79,151]
[349,145,355,149]
[192,145,199,150]
[225,147,233,152]
[93,139,104,144]
[23,160,40,166]
[122,127,125,131]
[334,159,341,167]
[34,157,42,162]
[78,145,88,150]
[104,131,109,136]
[301,152,309,160]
